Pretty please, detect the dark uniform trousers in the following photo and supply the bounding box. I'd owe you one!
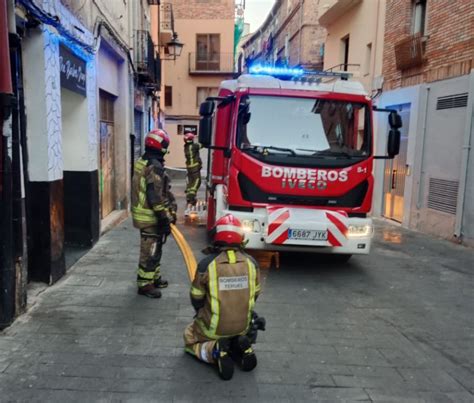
[184,142,202,205]
[137,227,164,288]
[185,167,201,205]
[184,249,260,364]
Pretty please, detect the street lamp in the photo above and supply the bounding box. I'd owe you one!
[166,33,183,60]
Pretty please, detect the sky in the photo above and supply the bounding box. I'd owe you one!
[244,0,276,33]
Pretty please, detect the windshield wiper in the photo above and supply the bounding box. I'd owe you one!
[244,145,296,156]
[295,148,354,158]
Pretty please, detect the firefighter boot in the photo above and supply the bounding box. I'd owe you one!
[137,284,162,298]
[231,335,257,372]
[213,339,234,380]
[154,277,169,288]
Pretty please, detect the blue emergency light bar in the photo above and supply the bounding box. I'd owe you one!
[249,64,305,77]
[248,64,352,80]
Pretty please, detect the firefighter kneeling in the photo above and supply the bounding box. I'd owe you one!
[183,214,261,380]
[131,129,177,299]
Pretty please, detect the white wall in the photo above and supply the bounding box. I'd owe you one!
[98,46,120,96]
[61,88,90,171]
[22,27,63,182]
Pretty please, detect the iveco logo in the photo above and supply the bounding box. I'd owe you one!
[281,179,328,190]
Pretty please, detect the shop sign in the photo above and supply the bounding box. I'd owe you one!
[59,44,87,96]
[183,125,197,135]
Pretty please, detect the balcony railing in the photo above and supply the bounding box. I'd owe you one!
[134,30,161,86]
[394,33,426,70]
[189,53,235,75]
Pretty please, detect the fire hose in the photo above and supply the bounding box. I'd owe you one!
[170,224,197,282]
[170,224,266,342]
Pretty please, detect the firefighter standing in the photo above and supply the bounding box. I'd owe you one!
[131,129,177,298]
[183,214,261,380]
[183,132,202,205]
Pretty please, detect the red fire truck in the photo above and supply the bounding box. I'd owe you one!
[198,67,401,259]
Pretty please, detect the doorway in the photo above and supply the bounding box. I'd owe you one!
[383,103,410,222]
[99,90,116,219]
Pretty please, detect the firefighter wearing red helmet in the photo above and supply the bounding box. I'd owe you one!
[131,129,177,298]
[183,132,202,205]
[183,214,261,380]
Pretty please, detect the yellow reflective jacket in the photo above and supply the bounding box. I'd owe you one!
[190,249,261,339]
[184,142,202,171]
[131,156,175,230]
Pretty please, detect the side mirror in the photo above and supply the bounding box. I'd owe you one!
[387,129,401,157]
[199,116,212,148]
[199,101,215,148]
[199,100,215,117]
[388,111,402,129]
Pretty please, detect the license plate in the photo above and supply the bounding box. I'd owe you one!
[288,229,328,241]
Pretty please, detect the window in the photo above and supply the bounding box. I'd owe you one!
[196,34,220,70]
[165,86,172,107]
[341,35,350,71]
[237,95,370,158]
[99,90,115,122]
[412,0,427,35]
[197,87,218,107]
[364,43,372,76]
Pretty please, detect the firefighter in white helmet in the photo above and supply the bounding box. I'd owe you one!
[183,214,261,380]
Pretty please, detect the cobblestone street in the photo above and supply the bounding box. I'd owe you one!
[0,183,473,402]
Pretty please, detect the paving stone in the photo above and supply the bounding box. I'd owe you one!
[0,182,473,401]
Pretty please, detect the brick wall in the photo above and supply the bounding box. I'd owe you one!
[242,0,326,68]
[171,0,234,20]
[383,0,474,90]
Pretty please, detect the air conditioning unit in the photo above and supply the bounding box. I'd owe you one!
[373,75,384,91]
[160,3,173,43]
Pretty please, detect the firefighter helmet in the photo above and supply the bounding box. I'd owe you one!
[145,129,170,153]
[214,214,244,245]
[184,132,196,143]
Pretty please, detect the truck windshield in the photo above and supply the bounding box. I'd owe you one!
[237,95,370,158]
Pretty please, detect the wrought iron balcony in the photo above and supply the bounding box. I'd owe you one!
[189,53,235,75]
[134,30,161,86]
[394,33,426,70]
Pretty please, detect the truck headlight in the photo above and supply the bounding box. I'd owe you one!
[242,219,261,233]
[347,224,373,238]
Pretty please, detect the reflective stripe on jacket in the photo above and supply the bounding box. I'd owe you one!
[131,157,173,229]
[184,142,202,170]
[191,249,261,339]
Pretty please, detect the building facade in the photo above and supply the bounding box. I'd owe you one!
[373,0,474,245]
[318,0,386,94]
[158,0,235,168]
[0,0,161,328]
[240,0,326,71]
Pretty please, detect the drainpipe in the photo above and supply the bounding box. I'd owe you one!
[0,0,15,329]
[297,0,304,66]
[454,70,474,239]
[416,85,430,209]
[371,0,381,88]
